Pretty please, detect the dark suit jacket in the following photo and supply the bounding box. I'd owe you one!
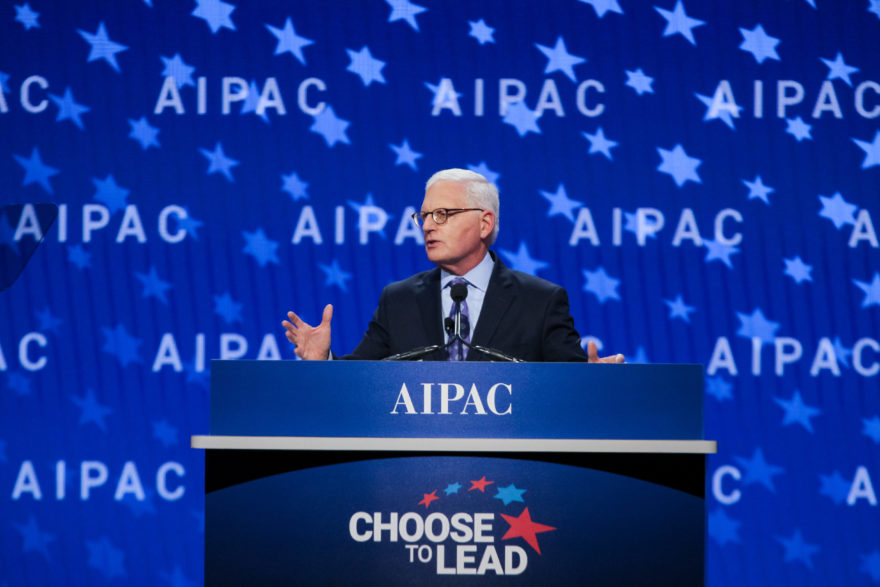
[343,252,589,362]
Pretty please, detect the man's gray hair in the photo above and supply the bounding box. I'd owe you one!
[425,168,500,245]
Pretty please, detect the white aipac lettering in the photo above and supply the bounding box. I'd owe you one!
[433,78,463,116]
[712,465,742,505]
[221,76,248,114]
[774,337,803,376]
[809,337,840,376]
[853,338,880,377]
[707,80,740,121]
[21,75,49,113]
[635,208,664,245]
[576,80,605,117]
[849,210,878,248]
[359,205,389,244]
[12,460,42,500]
[220,333,248,359]
[812,80,843,119]
[568,208,600,246]
[82,204,110,242]
[153,333,183,372]
[81,461,109,500]
[291,205,323,244]
[116,205,147,243]
[114,461,145,501]
[0,342,6,370]
[671,208,703,246]
[14,204,43,241]
[714,209,743,246]
[256,334,281,361]
[158,205,188,243]
[19,332,47,371]
[707,336,738,376]
[298,77,326,115]
[154,76,185,114]
[257,77,286,115]
[534,79,564,117]
[855,81,880,118]
[777,80,805,118]
[847,466,877,506]
[391,383,417,414]
[157,462,185,500]
[394,207,424,245]
[498,79,526,116]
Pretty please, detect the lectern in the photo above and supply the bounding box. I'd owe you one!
[192,360,715,585]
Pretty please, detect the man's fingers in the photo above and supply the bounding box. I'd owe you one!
[320,304,334,327]
[287,311,307,328]
[587,341,599,362]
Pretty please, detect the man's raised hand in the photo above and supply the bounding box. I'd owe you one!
[283,304,333,360]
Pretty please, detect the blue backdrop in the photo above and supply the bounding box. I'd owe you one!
[1,0,879,584]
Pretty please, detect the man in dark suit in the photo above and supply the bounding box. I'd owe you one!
[283,169,623,363]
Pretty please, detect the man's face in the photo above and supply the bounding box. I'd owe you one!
[420,180,493,275]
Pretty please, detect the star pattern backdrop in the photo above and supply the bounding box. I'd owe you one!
[1,0,879,584]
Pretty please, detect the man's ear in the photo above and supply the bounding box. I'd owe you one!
[480,210,495,239]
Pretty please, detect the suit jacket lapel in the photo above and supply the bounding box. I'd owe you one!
[415,268,445,346]
[471,253,514,349]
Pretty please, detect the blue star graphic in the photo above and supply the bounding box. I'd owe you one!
[128,117,160,150]
[783,256,813,284]
[703,238,740,269]
[494,484,527,506]
[14,147,60,194]
[503,100,541,136]
[101,323,143,367]
[625,210,653,237]
[498,242,550,276]
[86,537,126,579]
[582,127,618,160]
[68,244,92,269]
[347,46,386,86]
[242,228,280,267]
[655,1,705,46]
[310,106,351,147]
[444,482,462,495]
[821,52,859,87]
[818,192,857,229]
[135,266,173,304]
[468,19,495,45]
[742,175,774,204]
[348,194,391,239]
[819,470,852,505]
[7,371,32,396]
[35,306,62,332]
[185,361,210,389]
[71,388,114,432]
[266,18,313,65]
[192,0,236,34]
[152,420,179,447]
[852,130,880,169]
[77,22,128,72]
[708,508,740,546]
[736,307,780,344]
[467,162,500,185]
[386,0,427,32]
[49,87,90,130]
[199,142,239,182]
[160,54,196,88]
[92,174,130,214]
[240,80,270,123]
[785,116,812,141]
[657,144,702,187]
[625,68,655,95]
[0,71,10,93]
[14,3,40,29]
[16,516,55,560]
[773,390,821,433]
[705,375,733,402]
[582,266,621,303]
[833,337,852,368]
[535,36,586,82]
[853,273,880,308]
[540,184,583,222]
[696,92,740,129]
[390,139,422,170]
[579,0,624,18]
[739,24,781,64]
[733,447,785,492]
[318,259,353,291]
[664,294,696,322]
[177,208,203,240]
[159,566,198,587]
[0,212,19,253]
[628,346,649,363]
[861,551,880,582]
[863,415,880,444]
[281,171,309,201]
[776,529,820,570]
[871,0,880,18]
[120,488,157,518]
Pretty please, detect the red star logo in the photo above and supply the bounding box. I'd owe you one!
[468,476,494,492]
[418,490,439,508]
[500,507,557,555]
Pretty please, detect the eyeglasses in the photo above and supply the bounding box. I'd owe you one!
[411,208,484,227]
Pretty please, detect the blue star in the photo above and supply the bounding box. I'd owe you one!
[739,24,781,64]
[242,228,280,267]
[664,294,696,322]
[160,54,196,88]
[695,92,741,129]
[128,117,160,150]
[785,116,812,141]
[86,537,126,579]
[347,46,386,86]
[240,80,270,123]
[853,273,880,308]
[625,68,655,95]
[14,3,40,29]
[184,361,209,389]
[733,447,785,492]
[535,36,586,82]
[348,194,391,239]
[174,208,203,241]
[71,388,114,432]
[833,337,852,368]
[15,516,55,560]
[705,375,733,402]
[742,175,774,204]
[776,529,820,570]
[101,323,143,367]
[135,266,172,304]
[863,415,880,444]
[318,259,353,291]
[467,162,500,185]
[7,372,32,396]
[503,101,541,136]
[444,482,462,495]
[281,171,309,201]
[35,306,62,332]
[192,0,236,34]
[657,144,702,187]
[386,0,427,32]
[68,244,92,270]
[852,130,880,169]
[821,52,859,87]
[468,19,495,45]
[861,551,880,582]
[266,18,313,65]
[92,174,130,214]
[736,308,780,344]
[199,142,239,182]
[152,420,179,447]
[783,256,813,284]
[871,0,880,18]
[0,71,10,93]
[389,139,422,170]
[498,242,550,276]
[624,210,649,236]
[0,212,19,253]
[579,0,624,18]
[49,87,90,130]
[708,508,740,546]
[14,147,59,194]
[120,488,157,518]
[818,192,857,229]
[582,266,621,304]
[77,22,128,72]
[703,238,740,269]
[773,390,821,433]
[494,484,527,506]
[582,127,618,160]
[819,471,852,505]
[655,1,705,46]
[310,106,351,147]
[158,566,198,587]
[540,184,583,222]
[628,346,649,363]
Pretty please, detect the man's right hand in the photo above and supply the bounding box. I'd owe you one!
[282,305,333,360]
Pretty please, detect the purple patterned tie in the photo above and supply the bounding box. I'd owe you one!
[447,278,470,361]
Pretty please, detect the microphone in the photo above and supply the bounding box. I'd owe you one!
[444,317,454,334]
[450,282,468,303]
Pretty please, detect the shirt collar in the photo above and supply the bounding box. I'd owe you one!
[440,251,494,293]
